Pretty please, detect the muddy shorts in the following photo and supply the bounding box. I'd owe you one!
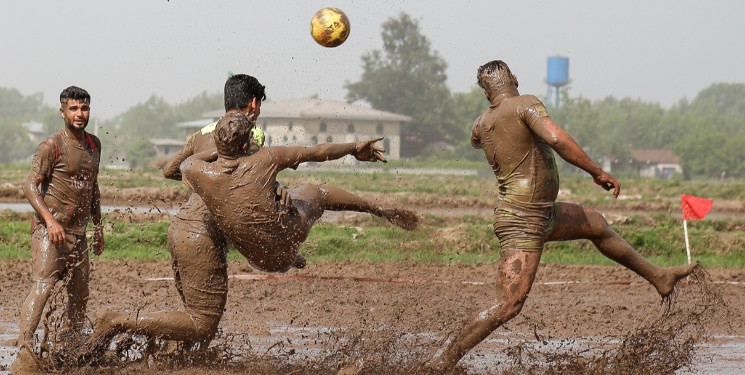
[493,199,556,252]
[31,223,89,282]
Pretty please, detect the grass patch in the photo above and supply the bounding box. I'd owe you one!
[2,213,743,269]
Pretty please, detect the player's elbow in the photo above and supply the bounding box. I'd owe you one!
[22,179,38,201]
[22,184,32,200]
[163,167,181,181]
[470,138,483,150]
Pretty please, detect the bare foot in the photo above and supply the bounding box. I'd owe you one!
[83,310,122,356]
[654,262,699,297]
[380,208,419,231]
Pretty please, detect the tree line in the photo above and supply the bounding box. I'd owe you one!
[345,13,745,179]
[1,13,744,179]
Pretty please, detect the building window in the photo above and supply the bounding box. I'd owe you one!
[376,123,384,134]
[347,123,355,133]
[288,122,293,131]
[326,136,333,143]
[320,122,327,132]
[267,136,273,146]
[311,135,318,145]
[262,121,267,131]
[283,135,288,143]
[292,135,297,142]
[384,139,391,153]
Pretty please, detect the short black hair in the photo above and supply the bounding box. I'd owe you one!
[214,112,253,157]
[59,86,90,105]
[224,74,266,111]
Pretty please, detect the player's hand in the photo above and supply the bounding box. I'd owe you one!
[92,225,105,256]
[593,172,621,198]
[353,137,387,163]
[274,182,294,212]
[45,218,66,246]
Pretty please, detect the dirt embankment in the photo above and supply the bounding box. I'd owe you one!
[2,180,744,217]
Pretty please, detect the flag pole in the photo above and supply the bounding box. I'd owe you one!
[683,219,691,264]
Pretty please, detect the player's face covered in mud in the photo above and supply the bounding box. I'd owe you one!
[60,99,91,131]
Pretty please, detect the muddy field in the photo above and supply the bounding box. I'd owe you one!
[1,259,744,374]
[2,181,745,374]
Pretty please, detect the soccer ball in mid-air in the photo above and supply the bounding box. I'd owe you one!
[310,7,350,48]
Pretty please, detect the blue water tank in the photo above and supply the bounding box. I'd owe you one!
[546,56,569,86]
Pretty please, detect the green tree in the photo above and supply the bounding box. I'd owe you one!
[449,87,489,161]
[0,87,47,119]
[672,83,745,178]
[0,118,35,163]
[345,13,463,157]
[126,138,157,169]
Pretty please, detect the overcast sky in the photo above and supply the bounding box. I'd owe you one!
[2,0,743,120]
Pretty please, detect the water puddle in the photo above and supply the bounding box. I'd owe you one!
[2,320,744,374]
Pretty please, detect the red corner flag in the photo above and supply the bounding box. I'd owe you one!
[681,194,713,220]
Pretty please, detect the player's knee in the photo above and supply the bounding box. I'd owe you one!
[585,209,611,237]
[502,297,527,319]
[192,314,221,341]
[192,324,218,342]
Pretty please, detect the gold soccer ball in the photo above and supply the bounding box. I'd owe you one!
[310,7,350,48]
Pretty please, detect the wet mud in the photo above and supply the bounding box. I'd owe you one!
[1,260,744,374]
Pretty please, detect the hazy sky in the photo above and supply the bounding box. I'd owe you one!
[2,1,743,119]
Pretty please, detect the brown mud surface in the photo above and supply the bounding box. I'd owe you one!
[2,178,745,373]
[2,182,745,215]
[1,260,744,374]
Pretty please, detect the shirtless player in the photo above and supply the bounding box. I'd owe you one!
[86,75,291,353]
[182,113,418,273]
[425,60,698,372]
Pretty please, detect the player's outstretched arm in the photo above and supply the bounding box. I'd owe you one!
[533,117,621,197]
[273,137,387,169]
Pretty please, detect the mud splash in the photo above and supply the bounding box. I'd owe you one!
[7,267,736,375]
[493,267,726,375]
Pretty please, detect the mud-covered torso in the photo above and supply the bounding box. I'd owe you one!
[186,147,305,254]
[472,94,559,204]
[30,129,101,235]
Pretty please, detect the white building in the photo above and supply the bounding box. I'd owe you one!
[629,149,683,179]
[176,98,410,165]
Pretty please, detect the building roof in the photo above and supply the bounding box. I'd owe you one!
[202,98,411,122]
[175,118,215,129]
[150,138,186,146]
[22,121,45,134]
[630,149,680,164]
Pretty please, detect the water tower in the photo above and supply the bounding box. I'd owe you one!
[545,56,569,108]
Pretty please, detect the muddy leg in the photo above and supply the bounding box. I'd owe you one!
[87,309,219,352]
[64,239,90,339]
[549,202,697,297]
[292,185,418,230]
[427,250,541,372]
[17,226,65,347]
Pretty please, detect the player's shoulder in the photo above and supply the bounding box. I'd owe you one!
[87,132,102,149]
[37,130,64,153]
[199,120,219,135]
[190,131,216,153]
[517,94,544,106]
[516,94,549,117]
